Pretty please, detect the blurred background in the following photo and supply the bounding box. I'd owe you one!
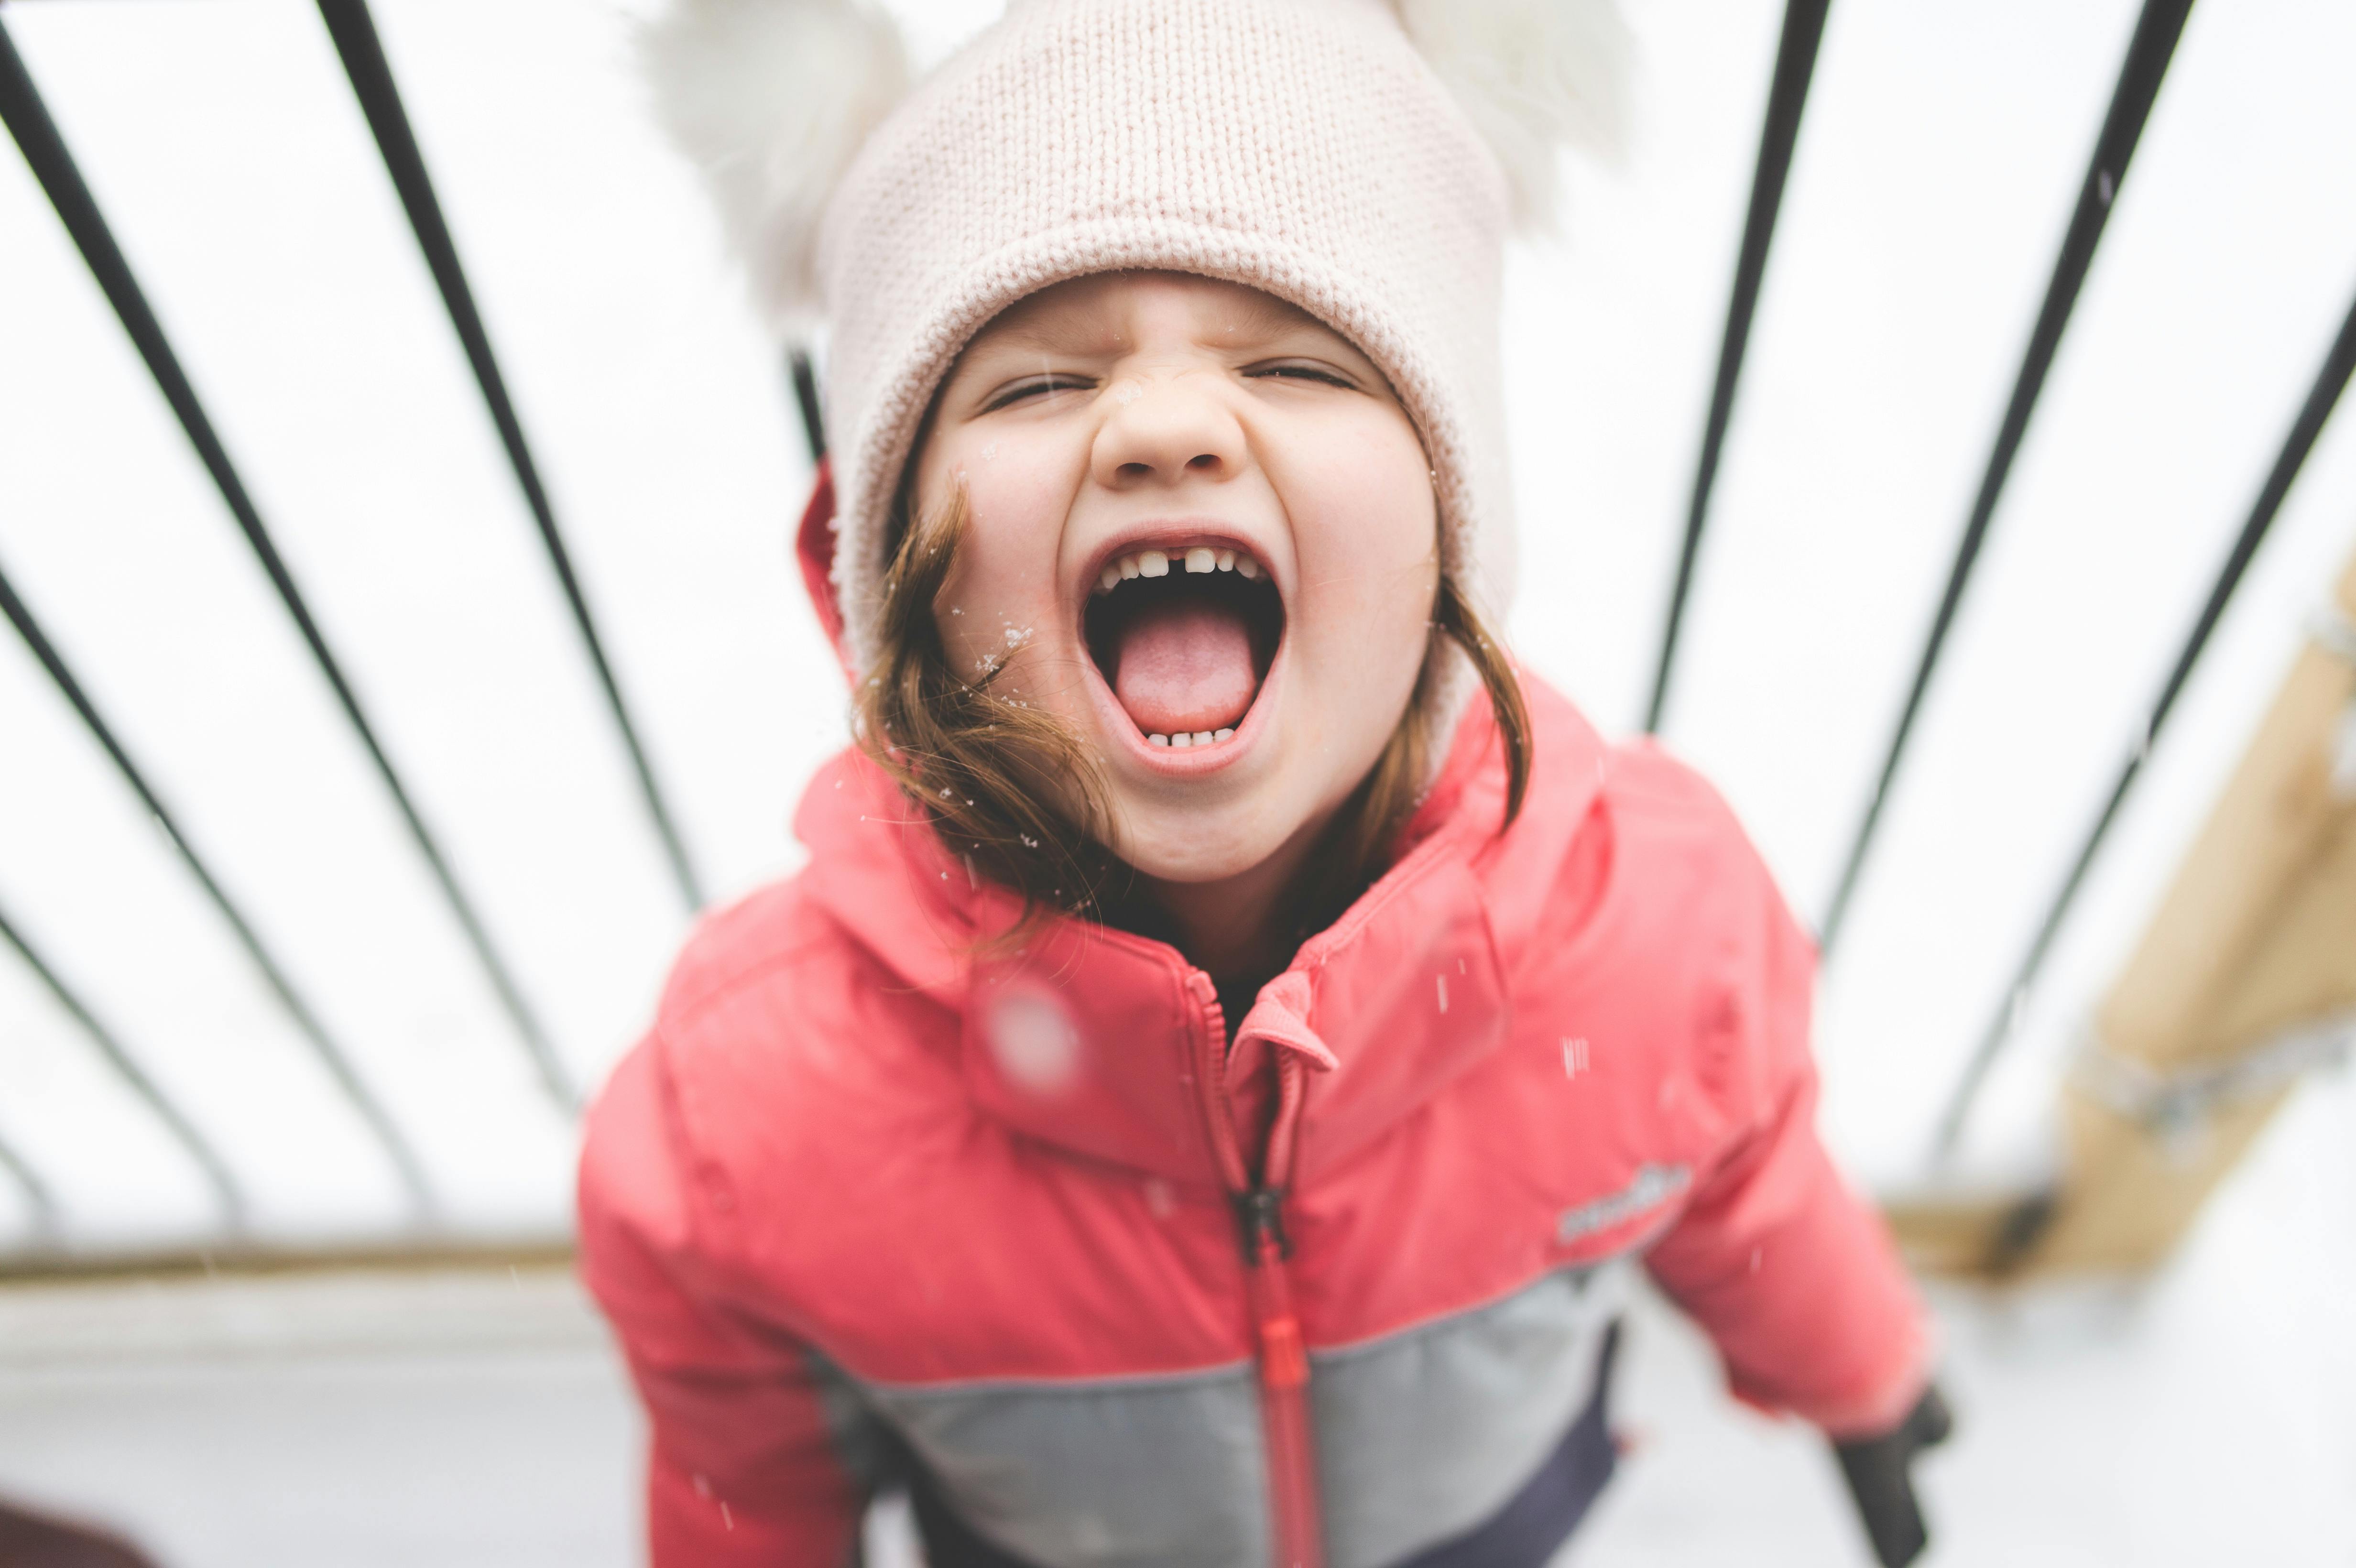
[1,0,2351,1562]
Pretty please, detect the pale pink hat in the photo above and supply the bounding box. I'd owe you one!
[645,0,1626,679]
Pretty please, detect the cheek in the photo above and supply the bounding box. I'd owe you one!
[1283,414,1439,624]
[1286,409,1436,568]
[1273,412,1438,748]
[918,436,1078,677]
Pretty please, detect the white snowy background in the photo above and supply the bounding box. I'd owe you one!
[0,0,2352,1563]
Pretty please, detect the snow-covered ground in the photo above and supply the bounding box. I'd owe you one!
[1,0,2353,1559]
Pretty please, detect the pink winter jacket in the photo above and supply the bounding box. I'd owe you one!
[578,675,1929,1568]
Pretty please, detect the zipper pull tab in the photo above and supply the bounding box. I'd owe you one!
[1233,1185,1308,1392]
[1233,1184,1292,1264]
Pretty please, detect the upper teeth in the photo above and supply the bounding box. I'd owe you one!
[1093,544,1263,594]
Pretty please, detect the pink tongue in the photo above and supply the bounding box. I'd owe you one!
[1111,597,1258,736]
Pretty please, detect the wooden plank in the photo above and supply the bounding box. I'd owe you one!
[2037,803,2356,1271]
[2094,551,2356,1066]
[0,1235,571,1284]
[1890,550,2356,1276]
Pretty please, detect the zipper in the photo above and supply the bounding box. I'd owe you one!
[1193,977,1324,1568]
[1237,1169,1322,1568]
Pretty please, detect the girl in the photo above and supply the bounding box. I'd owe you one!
[581,2,1944,1565]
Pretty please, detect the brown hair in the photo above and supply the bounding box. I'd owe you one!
[855,489,1530,943]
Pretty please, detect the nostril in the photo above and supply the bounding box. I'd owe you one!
[1118,461,1152,480]
[1187,453,1220,471]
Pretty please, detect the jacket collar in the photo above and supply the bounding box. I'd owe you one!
[796,685,1608,1187]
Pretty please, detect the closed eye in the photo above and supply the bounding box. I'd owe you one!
[1244,360,1359,390]
[982,374,1096,412]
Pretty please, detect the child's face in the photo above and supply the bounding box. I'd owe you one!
[913,272,1438,888]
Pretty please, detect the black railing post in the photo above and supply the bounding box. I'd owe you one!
[0,17,578,1114]
[315,0,705,914]
[789,348,827,465]
[1931,277,2356,1166]
[0,1116,59,1241]
[0,894,248,1230]
[0,556,433,1217]
[1819,0,2198,955]
[1643,0,1831,735]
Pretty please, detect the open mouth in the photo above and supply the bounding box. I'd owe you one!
[1083,542,1283,749]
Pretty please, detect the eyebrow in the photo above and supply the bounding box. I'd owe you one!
[971,319,1104,357]
[970,285,1329,359]
[1208,289,1320,344]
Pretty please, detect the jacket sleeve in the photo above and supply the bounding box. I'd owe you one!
[578,1038,869,1566]
[1642,821,1931,1440]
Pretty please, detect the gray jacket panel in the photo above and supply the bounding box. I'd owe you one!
[827,1264,1630,1568]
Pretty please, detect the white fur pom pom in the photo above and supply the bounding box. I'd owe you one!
[641,0,912,326]
[1393,0,1631,230]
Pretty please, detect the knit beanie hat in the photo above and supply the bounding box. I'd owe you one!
[645,0,1626,681]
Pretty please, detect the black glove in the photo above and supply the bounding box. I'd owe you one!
[1832,1383,1953,1566]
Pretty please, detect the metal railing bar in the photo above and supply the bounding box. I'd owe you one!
[1819,0,2197,955]
[0,19,578,1114]
[314,0,705,914]
[0,556,432,1218]
[0,891,246,1230]
[0,1108,59,1241]
[1642,0,1831,735]
[789,348,827,465]
[1931,277,2356,1167]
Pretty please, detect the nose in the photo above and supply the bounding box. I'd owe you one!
[1090,374,1246,491]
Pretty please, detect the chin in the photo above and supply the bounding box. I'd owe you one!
[1110,797,1301,887]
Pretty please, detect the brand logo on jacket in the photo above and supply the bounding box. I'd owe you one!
[1556,1163,1691,1244]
